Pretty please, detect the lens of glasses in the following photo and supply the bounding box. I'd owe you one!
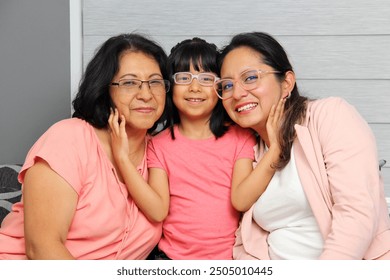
[213,70,278,99]
[214,80,233,99]
[241,70,260,87]
[174,72,216,86]
[118,79,169,94]
[174,73,191,84]
[197,73,217,86]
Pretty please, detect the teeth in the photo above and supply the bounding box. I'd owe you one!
[187,98,203,102]
[237,103,257,112]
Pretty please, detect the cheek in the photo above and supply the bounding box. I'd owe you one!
[172,92,179,105]
[110,92,128,108]
[156,95,166,114]
[209,94,219,108]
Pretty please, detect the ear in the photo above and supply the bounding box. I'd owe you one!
[282,71,296,99]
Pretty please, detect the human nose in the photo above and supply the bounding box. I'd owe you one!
[136,81,153,100]
[188,77,201,92]
[231,81,248,100]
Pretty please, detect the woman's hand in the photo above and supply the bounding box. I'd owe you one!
[108,108,129,163]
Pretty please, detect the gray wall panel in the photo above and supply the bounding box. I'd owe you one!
[278,36,390,80]
[0,0,70,164]
[84,35,390,79]
[83,0,390,36]
[381,168,390,198]
[83,35,231,67]
[299,80,390,123]
[371,124,390,167]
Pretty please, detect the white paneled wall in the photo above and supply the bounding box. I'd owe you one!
[81,0,390,200]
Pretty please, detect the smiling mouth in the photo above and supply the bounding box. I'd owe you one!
[134,107,155,113]
[185,98,205,102]
[236,103,258,112]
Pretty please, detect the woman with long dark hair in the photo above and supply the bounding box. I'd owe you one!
[0,33,170,259]
[216,31,390,259]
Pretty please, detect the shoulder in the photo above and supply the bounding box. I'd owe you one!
[19,118,95,187]
[226,125,256,141]
[149,127,172,142]
[227,124,254,136]
[48,118,90,133]
[308,97,356,118]
[148,128,174,151]
[306,97,363,127]
[27,118,96,161]
[43,118,94,142]
[305,97,374,144]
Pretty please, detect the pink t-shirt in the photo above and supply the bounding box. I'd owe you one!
[147,125,256,259]
[0,118,161,259]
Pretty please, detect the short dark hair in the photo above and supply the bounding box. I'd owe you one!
[167,37,230,139]
[72,33,170,134]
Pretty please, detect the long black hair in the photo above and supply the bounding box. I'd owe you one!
[166,37,230,139]
[72,33,170,134]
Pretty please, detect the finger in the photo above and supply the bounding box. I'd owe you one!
[119,114,126,137]
[108,108,115,132]
[269,103,276,118]
[267,104,277,128]
[110,108,121,135]
[274,98,285,122]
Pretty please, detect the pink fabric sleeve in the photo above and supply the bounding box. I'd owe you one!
[314,98,382,259]
[18,119,87,195]
[233,126,257,161]
[146,137,166,170]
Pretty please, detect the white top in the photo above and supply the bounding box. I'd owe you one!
[252,147,324,259]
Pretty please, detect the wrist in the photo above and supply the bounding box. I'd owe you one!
[267,144,281,155]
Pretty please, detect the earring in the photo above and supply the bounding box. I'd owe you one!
[285,92,291,99]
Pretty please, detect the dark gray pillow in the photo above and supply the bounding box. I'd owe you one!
[0,165,22,225]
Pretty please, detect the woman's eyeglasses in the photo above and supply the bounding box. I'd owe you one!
[214,69,280,99]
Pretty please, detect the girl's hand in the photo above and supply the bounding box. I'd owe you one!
[108,108,129,162]
[266,98,285,151]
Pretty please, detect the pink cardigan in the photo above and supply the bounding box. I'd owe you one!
[234,97,390,260]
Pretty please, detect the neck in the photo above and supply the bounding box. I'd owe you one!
[124,127,147,156]
[94,126,147,167]
[178,117,213,140]
[255,127,270,148]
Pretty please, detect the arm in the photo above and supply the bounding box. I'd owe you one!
[315,98,381,259]
[231,98,285,212]
[23,160,77,259]
[108,109,169,222]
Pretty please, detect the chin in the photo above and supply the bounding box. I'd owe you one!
[233,117,259,129]
[130,120,156,131]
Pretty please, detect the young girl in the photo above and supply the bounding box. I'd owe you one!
[145,37,255,259]
[109,37,284,259]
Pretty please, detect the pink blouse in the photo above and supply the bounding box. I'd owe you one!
[0,118,161,259]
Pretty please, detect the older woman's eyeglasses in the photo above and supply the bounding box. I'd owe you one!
[213,69,280,99]
[110,78,170,95]
[173,72,219,87]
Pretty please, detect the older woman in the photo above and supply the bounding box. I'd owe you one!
[0,33,170,259]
